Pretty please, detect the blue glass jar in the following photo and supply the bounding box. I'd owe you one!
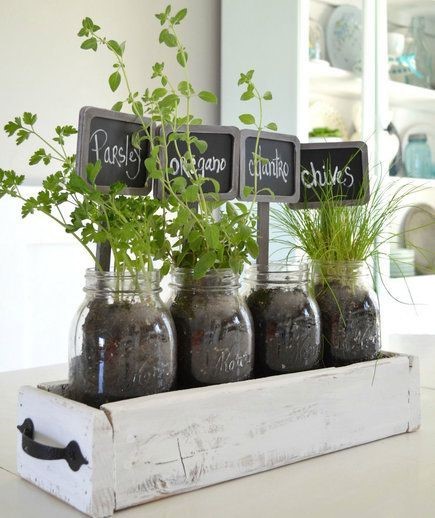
[405,133,432,178]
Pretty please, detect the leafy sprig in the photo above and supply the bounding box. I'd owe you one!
[1,114,168,278]
[78,6,274,278]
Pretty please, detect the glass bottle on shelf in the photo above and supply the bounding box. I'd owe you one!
[309,19,325,62]
[402,16,432,88]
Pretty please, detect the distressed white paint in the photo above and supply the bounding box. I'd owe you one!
[17,386,114,518]
[407,355,421,431]
[17,353,420,517]
[103,353,420,510]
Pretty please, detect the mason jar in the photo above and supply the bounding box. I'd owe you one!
[405,133,432,179]
[242,262,321,376]
[69,269,177,407]
[168,268,254,388]
[314,261,380,366]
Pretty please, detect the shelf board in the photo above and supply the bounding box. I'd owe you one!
[389,80,435,112]
[309,63,361,99]
[309,62,435,112]
[388,176,435,188]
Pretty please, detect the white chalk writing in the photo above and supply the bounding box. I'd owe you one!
[90,129,141,180]
[248,146,289,184]
[169,155,227,177]
[301,162,354,189]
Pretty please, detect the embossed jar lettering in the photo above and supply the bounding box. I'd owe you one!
[168,268,254,388]
[242,262,321,376]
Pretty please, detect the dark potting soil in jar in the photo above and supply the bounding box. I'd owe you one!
[315,281,380,367]
[69,298,176,407]
[246,287,321,376]
[169,271,254,388]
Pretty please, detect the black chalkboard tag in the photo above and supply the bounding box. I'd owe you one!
[294,141,369,208]
[76,106,152,196]
[238,130,300,266]
[238,130,300,203]
[154,125,240,201]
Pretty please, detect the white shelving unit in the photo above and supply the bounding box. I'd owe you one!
[383,0,435,335]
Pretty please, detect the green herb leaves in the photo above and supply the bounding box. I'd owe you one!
[159,29,177,48]
[29,148,52,166]
[238,70,277,133]
[4,117,31,145]
[80,38,98,51]
[193,251,216,278]
[198,91,218,104]
[23,112,37,126]
[109,71,121,92]
[239,114,256,126]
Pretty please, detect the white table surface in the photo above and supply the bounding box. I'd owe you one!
[1,342,435,518]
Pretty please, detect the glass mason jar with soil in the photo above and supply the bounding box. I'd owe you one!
[168,268,254,388]
[69,270,177,407]
[314,261,380,366]
[242,262,322,377]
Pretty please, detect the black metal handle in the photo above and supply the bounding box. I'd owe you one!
[17,418,88,472]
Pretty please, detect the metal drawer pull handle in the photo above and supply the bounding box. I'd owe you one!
[17,418,88,472]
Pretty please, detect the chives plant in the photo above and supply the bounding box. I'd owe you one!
[271,169,422,366]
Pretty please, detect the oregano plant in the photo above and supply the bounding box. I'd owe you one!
[78,4,277,278]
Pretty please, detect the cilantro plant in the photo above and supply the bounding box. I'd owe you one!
[0,113,168,278]
[78,4,277,278]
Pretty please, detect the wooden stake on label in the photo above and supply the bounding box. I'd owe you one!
[96,241,111,271]
[256,201,269,266]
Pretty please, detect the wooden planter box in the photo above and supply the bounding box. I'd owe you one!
[17,352,420,517]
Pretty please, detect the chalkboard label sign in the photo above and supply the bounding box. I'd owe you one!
[238,130,300,203]
[154,125,239,200]
[296,141,369,207]
[76,106,152,195]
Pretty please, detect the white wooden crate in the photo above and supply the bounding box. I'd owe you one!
[17,352,420,517]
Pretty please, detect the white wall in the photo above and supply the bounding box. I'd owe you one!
[221,0,305,135]
[0,0,220,372]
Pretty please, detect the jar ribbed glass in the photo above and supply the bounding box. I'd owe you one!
[168,268,254,388]
[242,262,321,375]
[69,269,176,407]
[314,261,380,366]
